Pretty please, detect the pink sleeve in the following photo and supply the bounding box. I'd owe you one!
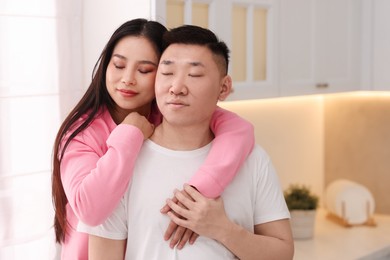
[188,106,255,198]
[61,124,143,226]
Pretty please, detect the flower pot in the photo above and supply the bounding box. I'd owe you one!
[290,209,316,239]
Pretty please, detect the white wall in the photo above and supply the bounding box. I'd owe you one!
[82,0,154,91]
[219,95,325,203]
[0,0,72,258]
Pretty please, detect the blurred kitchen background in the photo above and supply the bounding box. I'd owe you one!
[1,0,389,259]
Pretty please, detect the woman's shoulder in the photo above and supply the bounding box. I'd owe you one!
[75,107,114,140]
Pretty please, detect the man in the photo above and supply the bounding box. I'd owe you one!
[78,25,294,260]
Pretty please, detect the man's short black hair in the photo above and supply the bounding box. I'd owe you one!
[163,25,230,74]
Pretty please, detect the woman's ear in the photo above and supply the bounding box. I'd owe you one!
[218,75,232,101]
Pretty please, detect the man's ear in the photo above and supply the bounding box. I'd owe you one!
[218,75,232,101]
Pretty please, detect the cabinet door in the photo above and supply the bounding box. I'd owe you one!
[372,0,390,90]
[152,0,279,101]
[279,0,361,96]
[225,1,279,101]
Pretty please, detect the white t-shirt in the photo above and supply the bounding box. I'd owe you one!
[78,140,290,260]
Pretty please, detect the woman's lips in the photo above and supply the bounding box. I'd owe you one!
[118,88,137,97]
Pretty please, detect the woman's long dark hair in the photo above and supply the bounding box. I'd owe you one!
[52,18,167,243]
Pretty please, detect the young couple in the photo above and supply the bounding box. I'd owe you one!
[52,19,294,260]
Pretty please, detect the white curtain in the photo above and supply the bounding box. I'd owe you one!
[0,0,83,259]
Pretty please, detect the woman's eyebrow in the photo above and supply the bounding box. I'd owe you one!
[139,60,158,66]
[113,53,126,60]
[113,54,157,66]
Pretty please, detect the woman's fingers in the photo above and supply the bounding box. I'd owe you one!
[163,220,178,241]
[189,232,199,245]
[177,228,196,249]
[170,225,186,248]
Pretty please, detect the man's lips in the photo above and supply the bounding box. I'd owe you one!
[166,99,188,107]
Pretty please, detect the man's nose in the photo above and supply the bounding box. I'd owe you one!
[169,75,188,95]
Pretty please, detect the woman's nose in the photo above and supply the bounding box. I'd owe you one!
[122,70,137,86]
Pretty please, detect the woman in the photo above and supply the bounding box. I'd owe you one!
[52,18,254,259]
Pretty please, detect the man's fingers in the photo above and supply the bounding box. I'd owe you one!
[167,198,188,218]
[183,184,203,201]
[167,211,187,228]
[161,196,179,213]
[160,203,171,214]
[173,190,195,211]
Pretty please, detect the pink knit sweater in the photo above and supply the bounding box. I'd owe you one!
[59,106,254,260]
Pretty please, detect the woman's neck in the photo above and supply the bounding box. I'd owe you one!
[110,105,151,125]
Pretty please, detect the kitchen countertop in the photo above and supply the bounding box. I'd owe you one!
[293,208,390,260]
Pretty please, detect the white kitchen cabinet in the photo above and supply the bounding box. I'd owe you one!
[154,0,377,100]
[154,0,280,101]
[360,0,390,91]
[279,0,362,96]
[222,0,279,101]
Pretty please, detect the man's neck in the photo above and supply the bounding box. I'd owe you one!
[150,122,214,150]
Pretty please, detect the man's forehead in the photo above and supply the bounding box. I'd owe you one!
[160,44,212,64]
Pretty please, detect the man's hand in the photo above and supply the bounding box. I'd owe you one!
[165,184,230,241]
[161,189,199,249]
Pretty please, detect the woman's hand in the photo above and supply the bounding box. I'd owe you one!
[161,189,199,249]
[122,112,154,140]
[165,184,231,241]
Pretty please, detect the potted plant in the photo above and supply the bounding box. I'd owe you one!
[284,184,319,239]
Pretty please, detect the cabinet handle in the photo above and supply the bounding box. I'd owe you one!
[316,83,329,88]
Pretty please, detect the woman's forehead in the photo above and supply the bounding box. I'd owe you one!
[113,36,159,61]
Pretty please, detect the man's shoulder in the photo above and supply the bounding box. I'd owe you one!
[248,144,271,163]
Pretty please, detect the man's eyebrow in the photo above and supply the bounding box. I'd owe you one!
[189,61,204,67]
[160,59,173,65]
[113,54,157,66]
[160,60,205,67]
